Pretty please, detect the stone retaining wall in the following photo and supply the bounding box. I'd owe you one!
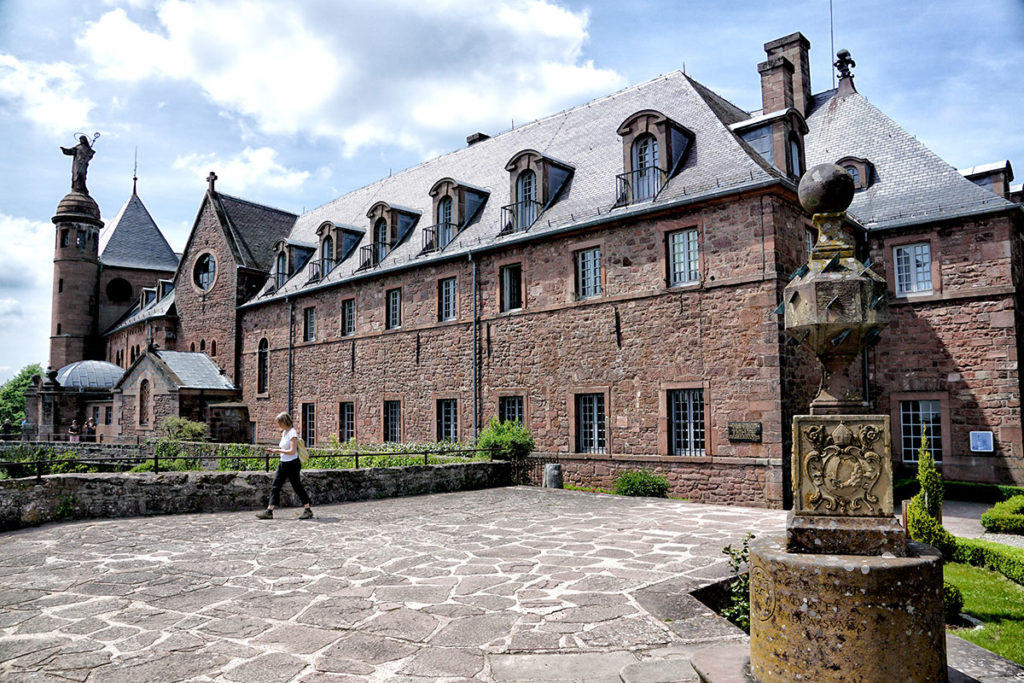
[0,461,510,531]
[524,453,782,508]
[0,441,148,459]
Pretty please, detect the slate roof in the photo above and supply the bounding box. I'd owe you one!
[56,361,124,391]
[155,350,235,390]
[251,71,779,304]
[99,192,180,271]
[804,89,1015,231]
[215,193,298,273]
[103,290,176,336]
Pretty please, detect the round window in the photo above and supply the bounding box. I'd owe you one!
[106,278,132,303]
[193,254,216,290]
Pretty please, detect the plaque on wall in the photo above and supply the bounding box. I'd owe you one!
[970,431,994,453]
[728,421,762,442]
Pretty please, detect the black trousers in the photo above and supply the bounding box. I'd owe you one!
[269,459,311,507]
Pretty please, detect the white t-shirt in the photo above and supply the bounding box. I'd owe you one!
[279,427,299,462]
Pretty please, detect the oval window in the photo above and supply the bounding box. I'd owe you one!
[194,254,216,290]
[106,278,132,303]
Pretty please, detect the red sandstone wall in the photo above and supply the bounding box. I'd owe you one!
[97,266,175,334]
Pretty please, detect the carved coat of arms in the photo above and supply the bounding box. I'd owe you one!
[802,421,883,514]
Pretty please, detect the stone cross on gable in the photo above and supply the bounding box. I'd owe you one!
[207,171,218,193]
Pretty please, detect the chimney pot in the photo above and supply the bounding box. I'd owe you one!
[466,132,490,146]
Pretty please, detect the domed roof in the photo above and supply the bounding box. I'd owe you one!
[53,191,102,226]
[56,360,124,391]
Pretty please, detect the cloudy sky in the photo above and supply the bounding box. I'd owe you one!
[1,0,1022,382]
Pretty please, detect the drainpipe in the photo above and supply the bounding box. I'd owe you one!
[469,252,479,440]
[287,297,294,415]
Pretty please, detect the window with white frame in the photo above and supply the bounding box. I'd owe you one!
[668,229,699,285]
[302,403,316,446]
[668,389,705,456]
[894,242,932,295]
[339,401,354,442]
[341,298,355,336]
[436,399,458,441]
[499,395,524,424]
[575,393,606,453]
[631,134,661,201]
[437,196,454,248]
[438,277,457,322]
[900,399,943,463]
[515,171,538,230]
[386,288,402,329]
[383,400,401,442]
[501,263,523,311]
[303,306,316,342]
[574,247,602,299]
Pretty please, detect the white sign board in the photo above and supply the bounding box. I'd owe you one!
[969,431,994,453]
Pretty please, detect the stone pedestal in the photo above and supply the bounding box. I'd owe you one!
[543,463,563,488]
[749,535,946,682]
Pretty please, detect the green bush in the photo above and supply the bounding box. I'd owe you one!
[954,538,1024,587]
[907,495,958,559]
[943,581,964,622]
[614,470,670,498]
[981,495,1024,535]
[477,417,535,460]
[915,429,943,518]
[161,416,209,441]
[720,533,754,632]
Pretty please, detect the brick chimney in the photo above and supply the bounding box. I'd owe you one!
[761,32,812,116]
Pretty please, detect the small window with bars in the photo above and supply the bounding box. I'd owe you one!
[499,395,524,424]
[900,399,943,463]
[339,401,355,442]
[501,263,523,312]
[341,298,355,336]
[894,243,932,295]
[436,399,458,441]
[575,393,606,454]
[668,229,699,285]
[303,306,316,342]
[438,277,457,322]
[302,403,316,446]
[384,400,401,442]
[668,389,705,456]
[104,406,112,426]
[386,288,402,329]
[574,247,602,300]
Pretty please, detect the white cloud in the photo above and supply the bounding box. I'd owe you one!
[172,146,311,192]
[77,0,624,156]
[0,55,94,135]
[0,299,23,318]
[0,215,53,380]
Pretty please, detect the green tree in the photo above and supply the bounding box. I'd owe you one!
[0,364,43,425]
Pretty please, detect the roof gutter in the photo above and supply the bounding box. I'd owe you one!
[863,202,1021,234]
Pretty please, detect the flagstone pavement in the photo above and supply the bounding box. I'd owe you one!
[1,486,1021,682]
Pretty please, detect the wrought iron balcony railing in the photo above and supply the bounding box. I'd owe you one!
[499,199,543,235]
[615,165,666,206]
[274,271,287,290]
[421,222,456,254]
[306,261,323,283]
[357,241,390,270]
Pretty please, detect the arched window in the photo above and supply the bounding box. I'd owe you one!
[437,196,454,248]
[211,340,217,357]
[321,235,334,273]
[515,170,537,230]
[275,251,287,288]
[631,134,660,200]
[190,342,196,352]
[257,338,269,394]
[200,339,206,353]
[374,218,389,263]
[845,165,860,186]
[788,134,803,178]
[139,379,150,425]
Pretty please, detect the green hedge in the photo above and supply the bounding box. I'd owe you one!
[894,478,1024,504]
[954,538,1024,587]
[981,495,1024,535]
[614,470,670,498]
[907,495,957,559]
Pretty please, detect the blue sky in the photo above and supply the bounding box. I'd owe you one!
[1,0,1022,383]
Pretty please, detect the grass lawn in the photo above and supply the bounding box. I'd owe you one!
[944,561,1024,666]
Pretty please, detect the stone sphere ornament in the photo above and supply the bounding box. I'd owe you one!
[797,163,855,214]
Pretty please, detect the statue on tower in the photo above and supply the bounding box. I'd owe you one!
[60,133,99,195]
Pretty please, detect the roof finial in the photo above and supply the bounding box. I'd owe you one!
[834,49,857,96]
[132,147,138,195]
[207,170,218,194]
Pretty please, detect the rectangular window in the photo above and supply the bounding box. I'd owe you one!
[104,406,112,426]
[386,288,402,329]
[302,403,316,446]
[894,243,932,295]
[383,400,401,442]
[500,263,523,311]
[668,389,705,456]
[92,407,99,425]
[303,306,316,342]
[499,395,524,424]
[668,229,699,285]
[436,399,458,441]
[438,277,457,322]
[575,393,606,454]
[76,230,87,248]
[900,400,943,463]
[60,229,69,248]
[574,247,602,299]
[339,401,355,442]
[58,278,64,293]
[341,298,356,336]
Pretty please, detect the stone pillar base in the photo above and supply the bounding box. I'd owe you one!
[787,512,907,556]
[749,535,947,682]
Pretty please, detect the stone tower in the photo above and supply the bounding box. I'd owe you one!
[50,189,104,369]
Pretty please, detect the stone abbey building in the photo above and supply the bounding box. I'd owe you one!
[32,32,1024,507]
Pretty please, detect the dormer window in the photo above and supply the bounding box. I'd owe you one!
[374,218,389,262]
[837,156,873,190]
[500,150,574,234]
[359,202,421,270]
[788,133,803,178]
[437,196,454,248]
[275,251,287,289]
[731,109,807,181]
[616,110,694,206]
[272,239,315,290]
[422,178,489,254]
[321,234,334,273]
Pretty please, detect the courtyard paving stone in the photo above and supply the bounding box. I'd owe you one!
[1,486,1021,681]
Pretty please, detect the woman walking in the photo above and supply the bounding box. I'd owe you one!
[257,412,313,520]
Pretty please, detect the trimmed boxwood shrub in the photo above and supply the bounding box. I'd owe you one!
[954,538,1024,587]
[943,582,964,622]
[614,470,670,498]
[980,495,1024,535]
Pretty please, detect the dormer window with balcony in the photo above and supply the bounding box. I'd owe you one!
[500,150,574,234]
[307,221,365,283]
[358,202,421,270]
[271,239,315,291]
[616,110,694,206]
[837,156,874,191]
[421,178,488,254]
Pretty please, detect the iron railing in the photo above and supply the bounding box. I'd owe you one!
[306,261,323,283]
[357,241,390,270]
[615,165,666,206]
[421,222,456,254]
[500,200,543,234]
[275,271,288,289]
